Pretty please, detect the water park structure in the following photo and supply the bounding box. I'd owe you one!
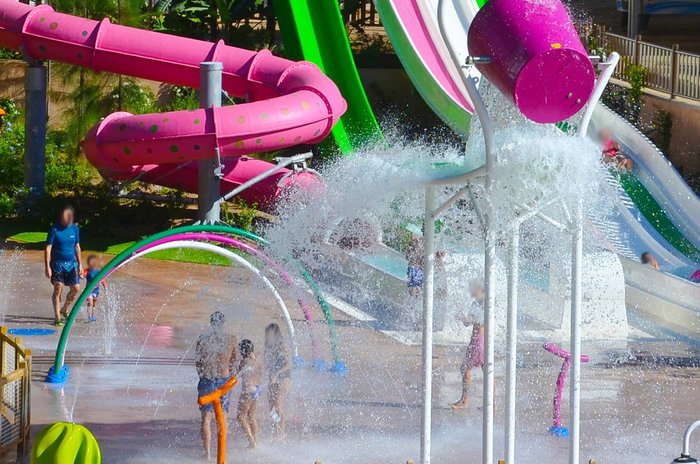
[0,0,697,463]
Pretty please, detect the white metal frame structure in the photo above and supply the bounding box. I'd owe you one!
[418,6,621,463]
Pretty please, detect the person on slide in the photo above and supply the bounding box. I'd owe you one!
[641,251,660,270]
[45,205,83,326]
[599,129,633,171]
[196,311,238,461]
[452,279,486,410]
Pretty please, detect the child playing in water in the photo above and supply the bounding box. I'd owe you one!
[264,323,292,440]
[236,339,262,449]
[452,279,485,410]
[83,255,105,322]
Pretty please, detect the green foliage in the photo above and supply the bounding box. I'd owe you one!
[0,192,15,218]
[158,84,199,111]
[51,0,145,26]
[626,63,646,124]
[601,63,648,129]
[158,0,213,39]
[51,63,156,155]
[222,199,259,231]
[353,34,395,68]
[0,47,22,60]
[229,24,274,51]
[106,78,157,114]
[647,107,673,155]
[0,99,97,219]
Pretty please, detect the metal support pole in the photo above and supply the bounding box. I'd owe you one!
[569,199,584,464]
[24,61,47,204]
[627,0,640,39]
[198,62,223,224]
[420,186,437,464]
[505,224,520,464]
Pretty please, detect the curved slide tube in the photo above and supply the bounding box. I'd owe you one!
[0,0,346,206]
[118,240,301,360]
[588,105,700,269]
[374,0,479,135]
[275,0,382,153]
[48,225,344,383]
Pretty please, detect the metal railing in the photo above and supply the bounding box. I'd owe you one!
[588,25,700,102]
[0,327,31,455]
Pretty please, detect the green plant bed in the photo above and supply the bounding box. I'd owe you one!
[1,221,235,266]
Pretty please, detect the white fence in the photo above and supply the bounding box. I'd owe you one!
[592,27,700,102]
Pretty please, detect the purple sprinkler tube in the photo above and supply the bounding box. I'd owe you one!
[543,343,590,437]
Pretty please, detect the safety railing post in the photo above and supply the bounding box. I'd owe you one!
[634,34,642,65]
[670,44,680,99]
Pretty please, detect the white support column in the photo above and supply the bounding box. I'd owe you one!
[505,224,520,464]
[569,199,584,464]
[578,52,620,137]
[461,72,496,464]
[420,186,437,464]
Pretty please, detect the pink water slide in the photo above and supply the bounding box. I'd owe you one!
[0,0,347,206]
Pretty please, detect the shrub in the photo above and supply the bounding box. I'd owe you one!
[0,192,15,218]
[647,107,673,155]
[222,199,259,232]
[158,84,199,111]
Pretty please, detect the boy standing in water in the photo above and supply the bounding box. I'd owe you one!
[236,339,262,449]
[45,205,83,325]
[84,255,105,322]
[196,311,238,461]
[452,279,485,409]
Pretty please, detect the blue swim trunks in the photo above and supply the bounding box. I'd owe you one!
[50,261,80,286]
[89,287,100,299]
[197,378,232,413]
[407,267,424,288]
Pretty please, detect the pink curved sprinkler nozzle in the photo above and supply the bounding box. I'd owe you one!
[543,343,589,437]
[544,343,590,363]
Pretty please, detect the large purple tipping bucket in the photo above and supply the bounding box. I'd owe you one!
[467,0,595,124]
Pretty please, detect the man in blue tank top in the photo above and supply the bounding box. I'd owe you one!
[45,205,83,326]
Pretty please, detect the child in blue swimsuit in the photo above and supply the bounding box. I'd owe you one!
[84,255,105,322]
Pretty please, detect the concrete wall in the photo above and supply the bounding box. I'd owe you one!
[641,93,700,177]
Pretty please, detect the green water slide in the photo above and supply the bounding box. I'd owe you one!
[275,0,382,153]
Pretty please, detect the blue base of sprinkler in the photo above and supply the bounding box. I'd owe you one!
[293,356,305,368]
[313,359,328,372]
[330,361,347,377]
[549,425,569,438]
[46,365,70,384]
[8,328,56,336]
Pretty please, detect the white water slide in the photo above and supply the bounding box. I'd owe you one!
[374,0,700,337]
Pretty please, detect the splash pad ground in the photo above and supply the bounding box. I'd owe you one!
[1,249,697,464]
